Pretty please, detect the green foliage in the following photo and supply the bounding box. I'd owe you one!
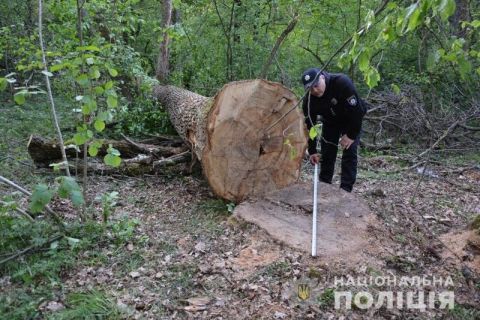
[29,184,54,213]
[448,304,480,320]
[115,98,174,136]
[50,290,122,320]
[309,124,322,141]
[318,288,335,308]
[57,177,84,208]
[109,217,139,246]
[95,191,119,223]
[104,145,122,167]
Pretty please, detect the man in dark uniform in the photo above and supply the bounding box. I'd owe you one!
[301,67,366,192]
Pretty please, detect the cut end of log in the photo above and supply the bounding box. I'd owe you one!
[202,80,307,202]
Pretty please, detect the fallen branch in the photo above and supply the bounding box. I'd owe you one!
[28,135,188,166]
[153,151,191,168]
[416,120,460,159]
[0,200,35,222]
[0,175,64,227]
[0,234,63,266]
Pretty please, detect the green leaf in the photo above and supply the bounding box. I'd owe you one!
[407,6,422,32]
[402,3,418,32]
[76,74,89,86]
[49,161,67,172]
[108,68,118,77]
[82,104,92,115]
[66,236,80,248]
[86,57,95,65]
[104,154,121,167]
[107,145,121,156]
[381,24,396,41]
[88,140,102,156]
[50,63,65,72]
[104,81,113,90]
[90,67,101,79]
[77,45,101,52]
[41,70,53,77]
[14,91,26,105]
[0,78,7,91]
[107,95,118,108]
[94,86,104,95]
[96,111,108,121]
[438,0,456,21]
[73,132,88,145]
[391,84,401,95]
[365,67,381,89]
[94,119,105,132]
[88,145,98,156]
[57,176,79,198]
[358,50,370,72]
[50,241,59,250]
[29,184,54,213]
[57,176,84,207]
[81,98,97,115]
[309,126,319,140]
[70,190,84,207]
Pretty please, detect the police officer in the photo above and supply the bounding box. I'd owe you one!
[301,68,366,192]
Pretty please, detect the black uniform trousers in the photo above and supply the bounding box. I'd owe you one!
[319,121,360,192]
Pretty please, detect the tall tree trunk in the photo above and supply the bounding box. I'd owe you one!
[153,80,307,202]
[259,12,298,79]
[156,0,172,83]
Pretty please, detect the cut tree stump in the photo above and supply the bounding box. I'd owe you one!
[153,80,307,202]
[233,182,378,258]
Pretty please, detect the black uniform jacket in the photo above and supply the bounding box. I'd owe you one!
[302,72,365,155]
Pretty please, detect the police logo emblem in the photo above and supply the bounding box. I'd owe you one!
[347,95,357,106]
[304,74,310,81]
[297,283,311,301]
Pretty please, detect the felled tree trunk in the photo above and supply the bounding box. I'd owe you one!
[153,79,307,202]
[27,135,187,165]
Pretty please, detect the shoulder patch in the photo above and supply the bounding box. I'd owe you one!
[347,95,357,106]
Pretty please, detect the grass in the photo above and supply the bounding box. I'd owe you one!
[0,94,75,186]
[317,288,335,308]
[165,263,197,297]
[49,290,123,320]
[0,285,54,319]
[258,261,291,281]
[183,198,232,236]
[0,217,138,319]
[448,305,480,320]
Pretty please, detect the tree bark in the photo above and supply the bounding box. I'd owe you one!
[27,135,187,165]
[153,79,307,202]
[156,0,172,83]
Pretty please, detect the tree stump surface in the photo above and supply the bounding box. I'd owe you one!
[234,182,377,257]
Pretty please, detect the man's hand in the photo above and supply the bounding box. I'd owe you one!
[340,135,354,150]
[309,153,321,165]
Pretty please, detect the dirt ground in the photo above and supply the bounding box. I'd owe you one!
[3,155,480,319]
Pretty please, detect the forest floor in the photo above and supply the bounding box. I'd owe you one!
[1,101,480,319]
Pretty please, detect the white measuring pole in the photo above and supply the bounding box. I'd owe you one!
[312,163,318,257]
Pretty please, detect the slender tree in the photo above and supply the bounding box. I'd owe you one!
[156,0,172,83]
[38,0,71,177]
